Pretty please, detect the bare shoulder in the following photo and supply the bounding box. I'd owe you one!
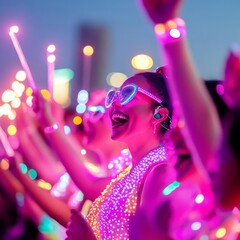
[140,163,177,207]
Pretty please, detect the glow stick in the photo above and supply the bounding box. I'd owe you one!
[9,25,37,91]
[0,126,15,157]
[47,44,56,100]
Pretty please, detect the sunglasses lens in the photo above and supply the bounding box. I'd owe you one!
[105,84,137,107]
[105,90,116,108]
[120,85,136,105]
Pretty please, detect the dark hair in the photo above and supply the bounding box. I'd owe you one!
[135,68,172,134]
[224,109,240,163]
[204,80,229,120]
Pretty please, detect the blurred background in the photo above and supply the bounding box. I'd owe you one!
[0,0,240,108]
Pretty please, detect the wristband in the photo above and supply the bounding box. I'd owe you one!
[154,18,186,44]
[44,123,59,134]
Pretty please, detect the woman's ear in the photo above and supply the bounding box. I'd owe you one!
[153,106,169,123]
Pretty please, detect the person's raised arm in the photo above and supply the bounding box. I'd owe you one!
[138,0,222,171]
[14,105,65,184]
[32,91,112,201]
[222,48,240,109]
[11,152,72,227]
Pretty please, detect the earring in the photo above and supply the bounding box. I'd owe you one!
[153,122,158,134]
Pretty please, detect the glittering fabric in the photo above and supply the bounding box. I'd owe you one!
[107,148,132,177]
[50,150,132,240]
[86,145,169,240]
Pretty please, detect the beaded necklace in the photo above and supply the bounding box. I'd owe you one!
[86,144,169,240]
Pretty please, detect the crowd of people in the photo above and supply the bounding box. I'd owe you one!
[0,0,239,239]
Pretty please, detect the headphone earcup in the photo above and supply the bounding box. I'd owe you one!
[154,113,161,119]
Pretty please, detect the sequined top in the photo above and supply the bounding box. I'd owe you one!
[49,149,132,239]
[86,145,169,240]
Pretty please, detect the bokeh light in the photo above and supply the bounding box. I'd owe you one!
[7,124,17,136]
[195,194,204,204]
[8,109,17,120]
[83,45,94,56]
[28,169,38,180]
[170,29,181,38]
[73,115,82,125]
[76,103,86,114]
[47,54,56,63]
[106,72,127,88]
[53,68,74,108]
[131,54,153,70]
[64,125,71,135]
[2,90,15,103]
[215,228,227,238]
[47,44,56,53]
[191,222,201,231]
[81,149,87,155]
[40,89,51,101]
[26,87,33,97]
[19,163,28,174]
[2,104,11,116]
[162,181,180,195]
[16,70,26,81]
[26,96,33,107]
[199,235,209,240]
[77,90,89,104]
[11,98,21,108]
[37,179,52,190]
[9,25,19,34]
[0,159,10,170]
[12,81,25,97]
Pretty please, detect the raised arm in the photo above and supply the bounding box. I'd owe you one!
[11,152,72,227]
[32,91,112,201]
[138,0,222,171]
[222,48,240,109]
[15,107,65,184]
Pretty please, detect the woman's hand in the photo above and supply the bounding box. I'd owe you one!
[138,0,183,24]
[31,90,57,128]
[222,48,240,109]
[66,209,96,240]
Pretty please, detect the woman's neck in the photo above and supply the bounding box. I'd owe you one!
[127,138,161,168]
[95,141,128,170]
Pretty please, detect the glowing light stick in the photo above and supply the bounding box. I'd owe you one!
[0,126,15,157]
[47,44,56,100]
[9,25,37,91]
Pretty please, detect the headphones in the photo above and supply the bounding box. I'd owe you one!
[154,112,161,119]
[153,106,161,119]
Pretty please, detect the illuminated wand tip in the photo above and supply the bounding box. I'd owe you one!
[47,44,56,53]
[9,25,19,35]
[47,54,56,63]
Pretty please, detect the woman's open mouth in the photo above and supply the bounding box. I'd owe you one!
[111,111,128,128]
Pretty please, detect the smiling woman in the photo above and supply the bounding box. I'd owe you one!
[66,68,177,240]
